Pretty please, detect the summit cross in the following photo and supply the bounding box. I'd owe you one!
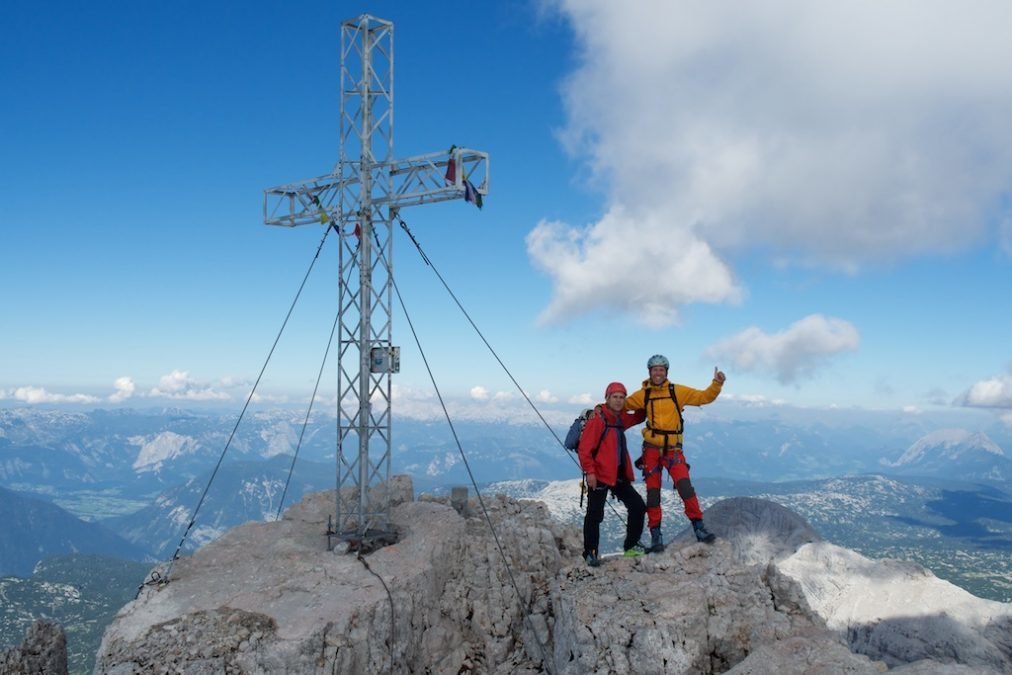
[262,14,489,549]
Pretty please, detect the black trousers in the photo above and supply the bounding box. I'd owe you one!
[583,480,646,556]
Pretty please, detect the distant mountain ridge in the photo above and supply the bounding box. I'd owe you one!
[0,407,340,505]
[1,405,1009,598]
[492,473,1012,603]
[0,486,150,577]
[104,456,336,558]
[0,554,151,675]
[2,407,1009,503]
[883,428,1010,481]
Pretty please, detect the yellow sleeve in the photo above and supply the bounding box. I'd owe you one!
[624,387,646,411]
[676,380,723,407]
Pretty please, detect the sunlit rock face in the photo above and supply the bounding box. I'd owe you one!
[1,619,68,675]
[94,480,1011,674]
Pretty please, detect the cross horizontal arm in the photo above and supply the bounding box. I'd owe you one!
[263,148,489,227]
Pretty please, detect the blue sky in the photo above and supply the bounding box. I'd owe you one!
[3,0,1011,428]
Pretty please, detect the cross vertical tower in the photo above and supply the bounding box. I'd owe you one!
[263,14,489,548]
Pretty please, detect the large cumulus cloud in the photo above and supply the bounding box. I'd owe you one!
[531,0,1012,325]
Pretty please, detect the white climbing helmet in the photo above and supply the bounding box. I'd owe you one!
[647,354,669,370]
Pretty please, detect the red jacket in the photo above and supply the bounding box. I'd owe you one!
[578,407,645,486]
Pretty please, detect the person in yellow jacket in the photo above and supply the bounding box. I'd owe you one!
[625,354,726,551]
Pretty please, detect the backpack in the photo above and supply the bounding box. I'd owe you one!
[563,408,625,459]
[566,409,630,508]
[563,409,595,451]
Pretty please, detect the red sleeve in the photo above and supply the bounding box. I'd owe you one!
[621,408,646,428]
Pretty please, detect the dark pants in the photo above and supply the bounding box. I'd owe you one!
[583,480,646,556]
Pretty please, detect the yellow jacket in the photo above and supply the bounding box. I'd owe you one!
[625,377,723,449]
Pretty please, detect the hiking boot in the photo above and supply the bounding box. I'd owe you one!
[623,543,647,558]
[584,551,601,568]
[648,526,665,553]
[692,519,716,544]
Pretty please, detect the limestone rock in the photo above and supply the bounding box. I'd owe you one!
[1,619,68,675]
[94,479,1011,674]
[668,496,822,563]
[777,540,1012,672]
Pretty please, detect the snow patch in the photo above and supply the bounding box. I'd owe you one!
[885,429,1004,467]
[130,431,199,472]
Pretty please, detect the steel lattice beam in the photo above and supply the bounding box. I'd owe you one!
[263,13,488,549]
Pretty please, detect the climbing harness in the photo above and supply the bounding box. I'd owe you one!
[643,383,683,452]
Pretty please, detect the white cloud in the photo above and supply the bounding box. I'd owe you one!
[493,391,515,401]
[1,386,99,404]
[109,376,135,403]
[469,386,490,401]
[723,393,786,408]
[569,393,596,406]
[533,0,1012,322]
[391,384,433,402]
[961,370,1012,409]
[527,211,742,326]
[148,370,230,401]
[706,314,860,384]
[219,375,251,389]
[387,385,441,420]
[535,389,559,404]
[252,392,292,405]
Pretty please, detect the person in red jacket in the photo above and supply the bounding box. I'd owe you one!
[579,381,648,567]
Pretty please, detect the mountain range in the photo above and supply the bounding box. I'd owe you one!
[491,472,1012,603]
[0,408,1008,566]
[104,456,336,558]
[0,555,150,675]
[3,406,1010,506]
[1,403,1010,673]
[0,486,148,577]
[83,483,1012,674]
[1,405,1009,573]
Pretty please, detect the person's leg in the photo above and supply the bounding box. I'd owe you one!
[582,486,608,560]
[671,453,703,521]
[642,446,663,529]
[612,481,646,550]
[671,454,716,542]
[643,445,666,552]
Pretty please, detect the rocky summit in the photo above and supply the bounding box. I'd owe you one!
[82,476,1010,674]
